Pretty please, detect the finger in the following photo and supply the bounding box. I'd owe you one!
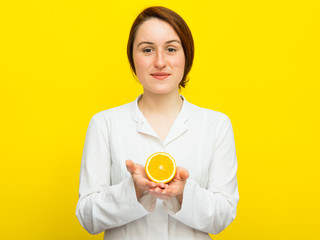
[162,186,182,196]
[146,180,156,188]
[150,186,167,194]
[156,182,166,189]
[138,177,156,189]
[179,168,189,180]
[125,160,136,174]
[153,187,164,194]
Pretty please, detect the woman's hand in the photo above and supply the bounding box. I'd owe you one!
[126,160,156,199]
[150,167,189,204]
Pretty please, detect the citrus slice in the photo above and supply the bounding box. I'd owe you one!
[145,152,176,183]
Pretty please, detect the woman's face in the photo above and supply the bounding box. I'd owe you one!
[132,18,185,95]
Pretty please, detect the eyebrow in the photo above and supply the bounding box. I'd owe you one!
[136,39,181,47]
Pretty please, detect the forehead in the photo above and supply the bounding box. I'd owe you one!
[134,18,180,44]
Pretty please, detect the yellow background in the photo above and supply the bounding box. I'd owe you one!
[1,0,319,239]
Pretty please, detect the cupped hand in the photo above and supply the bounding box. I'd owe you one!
[149,167,189,203]
[126,160,156,199]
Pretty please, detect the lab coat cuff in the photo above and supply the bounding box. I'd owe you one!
[163,179,195,216]
[138,191,157,212]
[123,177,151,215]
[126,177,156,213]
[163,196,181,215]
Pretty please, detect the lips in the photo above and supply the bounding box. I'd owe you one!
[151,72,171,80]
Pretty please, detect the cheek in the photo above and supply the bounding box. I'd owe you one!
[174,55,185,75]
[134,56,150,76]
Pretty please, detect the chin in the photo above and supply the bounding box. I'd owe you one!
[147,86,179,95]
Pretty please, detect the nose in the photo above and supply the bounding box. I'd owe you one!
[154,51,166,69]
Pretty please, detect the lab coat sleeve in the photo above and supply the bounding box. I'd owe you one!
[163,116,239,234]
[75,115,151,235]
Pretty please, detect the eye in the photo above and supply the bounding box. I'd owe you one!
[167,47,177,53]
[142,48,153,53]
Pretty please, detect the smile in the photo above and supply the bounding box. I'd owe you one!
[151,72,171,80]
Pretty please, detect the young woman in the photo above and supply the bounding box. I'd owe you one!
[76,6,239,240]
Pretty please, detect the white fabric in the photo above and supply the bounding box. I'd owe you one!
[76,95,239,240]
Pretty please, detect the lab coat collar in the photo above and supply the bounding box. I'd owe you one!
[130,95,190,145]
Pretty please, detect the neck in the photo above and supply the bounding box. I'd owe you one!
[138,90,183,115]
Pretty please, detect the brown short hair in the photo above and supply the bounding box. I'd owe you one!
[127,6,194,88]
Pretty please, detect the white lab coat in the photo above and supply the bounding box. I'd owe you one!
[76,95,239,240]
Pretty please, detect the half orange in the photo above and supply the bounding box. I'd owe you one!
[145,152,177,183]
